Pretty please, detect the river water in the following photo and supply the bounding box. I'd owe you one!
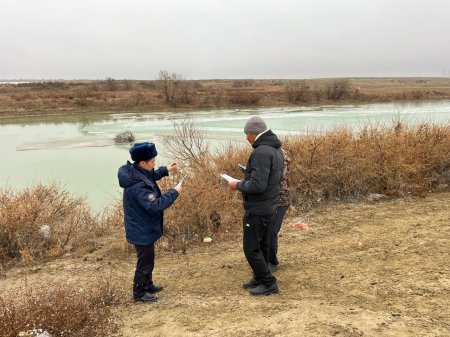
[1,100,449,211]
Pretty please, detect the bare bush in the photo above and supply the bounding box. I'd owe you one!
[130,91,150,107]
[0,184,100,266]
[137,80,159,90]
[0,277,123,337]
[285,80,310,103]
[161,116,210,165]
[159,145,250,250]
[228,91,261,105]
[285,121,450,208]
[201,88,224,106]
[326,79,350,101]
[158,70,191,106]
[232,79,254,87]
[74,86,92,107]
[105,77,117,92]
[122,80,133,91]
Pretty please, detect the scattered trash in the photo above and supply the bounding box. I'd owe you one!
[18,329,52,337]
[203,236,212,243]
[39,225,51,238]
[287,223,309,230]
[368,193,387,201]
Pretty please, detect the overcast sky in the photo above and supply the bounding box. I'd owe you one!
[1,0,449,80]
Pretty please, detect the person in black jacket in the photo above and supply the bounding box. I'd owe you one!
[228,116,284,296]
[118,142,182,302]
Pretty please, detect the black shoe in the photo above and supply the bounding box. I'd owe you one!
[243,278,261,289]
[250,283,279,296]
[146,284,164,293]
[268,263,279,273]
[134,292,158,302]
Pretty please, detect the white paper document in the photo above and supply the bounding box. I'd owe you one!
[220,173,239,182]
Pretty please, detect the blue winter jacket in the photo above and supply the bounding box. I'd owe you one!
[118,161,179,246]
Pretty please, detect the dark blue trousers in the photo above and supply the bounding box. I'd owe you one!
[133,243,155,297]
[268,206,289,265]
[243,212,276,286]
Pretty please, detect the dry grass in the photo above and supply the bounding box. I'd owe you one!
[0,184,111,266]
[284,121,450,208]
[158,146,250,251]
[0,276,123,337]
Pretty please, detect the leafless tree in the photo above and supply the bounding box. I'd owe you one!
[285,80,310,103]
[326,79,350,101]
[158,70,186,106]
[161,116,210,165]
[105,77,117,91]
[232,79,254,87]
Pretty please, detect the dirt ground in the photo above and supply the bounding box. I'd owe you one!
[2,192,449,336]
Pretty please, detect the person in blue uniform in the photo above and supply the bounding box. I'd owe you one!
[118,142,182,302]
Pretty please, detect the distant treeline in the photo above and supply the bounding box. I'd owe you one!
[1,73,450,116]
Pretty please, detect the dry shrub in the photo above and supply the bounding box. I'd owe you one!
[0,184,102,266]
[285,121,450,208]
[158,145,250,250]
[97,201,135,258]
[156,118,450,249]
[98,199,123,231]
[325,79,351,101]
[285,80,310,103]
[0,277,123,337]
[232,79,254,87]
[228,90,261,105]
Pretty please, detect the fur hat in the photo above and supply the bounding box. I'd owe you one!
[244,116,267,134]
[129,142,158,162]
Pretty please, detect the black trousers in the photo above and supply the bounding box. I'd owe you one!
[133,243,155,297]
[268,206,289,265]
[243,212,277,286]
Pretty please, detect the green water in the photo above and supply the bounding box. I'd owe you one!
[1,101,449,211]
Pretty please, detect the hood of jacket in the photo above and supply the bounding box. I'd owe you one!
[252,129,282,149]
[118,161,152,188]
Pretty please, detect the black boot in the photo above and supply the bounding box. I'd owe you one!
[134,292,158,302]
[243,278,261,289]
[250,283,279,296]
[268,263,279,273]
[146,284,164,293]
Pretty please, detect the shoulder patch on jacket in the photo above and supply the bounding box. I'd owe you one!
[148,193,157,202]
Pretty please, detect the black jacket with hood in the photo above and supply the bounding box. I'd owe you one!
[237,129,284,216]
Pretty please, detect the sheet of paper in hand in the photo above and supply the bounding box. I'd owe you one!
[220,173,238,183]
[175,175,187,189]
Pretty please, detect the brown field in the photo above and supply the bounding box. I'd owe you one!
[1,77,450,117]
[1,192,449,336]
